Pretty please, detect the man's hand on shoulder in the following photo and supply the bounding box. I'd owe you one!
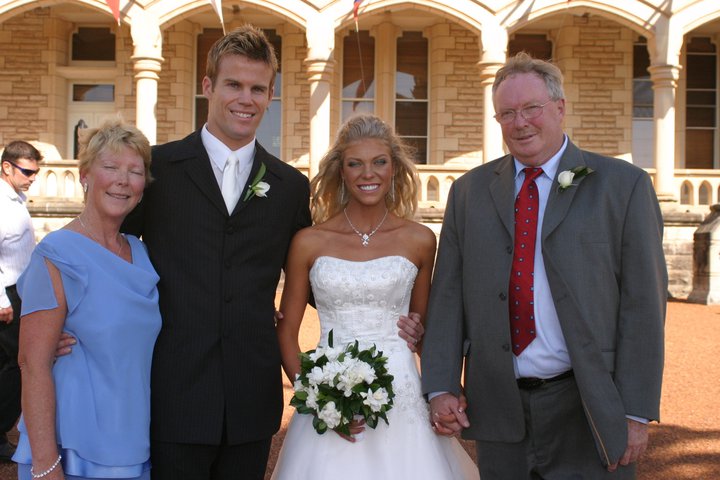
[398,312,424,352]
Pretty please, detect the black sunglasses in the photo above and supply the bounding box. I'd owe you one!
[4,160,40,177]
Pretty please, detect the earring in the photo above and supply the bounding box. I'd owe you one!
[82,183,88,193]
[339,181,346,204]
[389,176,395,203]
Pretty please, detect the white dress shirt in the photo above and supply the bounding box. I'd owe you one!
[201,124,255,197]
[0,179,35,307]
[512,135,572,379]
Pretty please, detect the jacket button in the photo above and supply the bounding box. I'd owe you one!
[225,226,234,234]
[224,293,232,303]
[224,259,232,269]
[506,245,513,254]
[499,292,507,301]
[502,343,510,352]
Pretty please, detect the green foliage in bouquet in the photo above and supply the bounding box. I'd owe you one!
[290,330,395,436]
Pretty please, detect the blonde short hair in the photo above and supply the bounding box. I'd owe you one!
[77,120,152,187]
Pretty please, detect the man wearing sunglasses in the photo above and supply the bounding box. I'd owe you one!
[0,140,42,462]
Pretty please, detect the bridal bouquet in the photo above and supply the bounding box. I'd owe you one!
[290,330,395,436]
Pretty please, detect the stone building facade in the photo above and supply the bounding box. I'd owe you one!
[3,0,720,297]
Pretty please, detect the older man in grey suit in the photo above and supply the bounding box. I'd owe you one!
[421,52,667,479]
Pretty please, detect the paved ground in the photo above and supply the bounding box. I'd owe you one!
[1,299,718,479]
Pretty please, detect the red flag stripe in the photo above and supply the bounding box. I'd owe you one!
[353,0,363,20]
[106,0,120,24]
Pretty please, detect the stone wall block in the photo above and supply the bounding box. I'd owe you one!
[688,204,720,304]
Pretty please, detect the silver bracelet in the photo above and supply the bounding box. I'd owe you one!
[30,454,62,478]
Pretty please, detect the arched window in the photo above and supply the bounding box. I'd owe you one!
[699,182,712,205]
[680,181,694,205]
[46,171,58,197]
[64,172,76,198]
[426,176,439,202]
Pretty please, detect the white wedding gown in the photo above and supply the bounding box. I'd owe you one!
[271,256,479,480]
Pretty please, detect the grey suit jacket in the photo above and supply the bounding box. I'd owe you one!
[421,140,667,466]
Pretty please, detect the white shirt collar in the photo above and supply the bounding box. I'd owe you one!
[0,177,25,203]
[201,124,256,170]
[513,135,568,182]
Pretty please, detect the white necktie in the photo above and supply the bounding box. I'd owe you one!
[221,153,240,213]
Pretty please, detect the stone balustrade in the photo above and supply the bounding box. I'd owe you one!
[25,159,720,210]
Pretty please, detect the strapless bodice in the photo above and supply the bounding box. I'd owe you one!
[309,255,417,351]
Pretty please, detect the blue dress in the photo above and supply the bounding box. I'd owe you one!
[12,230,161,479]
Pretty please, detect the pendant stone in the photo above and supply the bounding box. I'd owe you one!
[361,234,370,246]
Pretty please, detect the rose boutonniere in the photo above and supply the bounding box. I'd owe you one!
[557,166,594,192]
[243,162,270,201]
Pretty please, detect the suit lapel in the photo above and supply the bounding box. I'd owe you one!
[542,141,587,241]
[489,155,517,237]
[181,132,228,216]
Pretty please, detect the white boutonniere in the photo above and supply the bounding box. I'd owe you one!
[244,162,270,201]
[557,166,594,192]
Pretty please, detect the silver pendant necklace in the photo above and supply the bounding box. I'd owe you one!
[77,214,124,256]
[343,208,389,247]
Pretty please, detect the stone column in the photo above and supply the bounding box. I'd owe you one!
[478,26,507,163]
[131,12,163,145]
[305,19,335,179]
[371,18,399,123]
[648,64,681,201]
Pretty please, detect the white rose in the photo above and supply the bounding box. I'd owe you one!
[318,401,342,429]
[305,385,319,410]
[361,387,390,413]
[323,346,344,362]
[353,360,377,384]
[253,181,270,197]
[558,170,575,189]
[293,377,304,392]
[308,347,326,362]
[307,366,326,386]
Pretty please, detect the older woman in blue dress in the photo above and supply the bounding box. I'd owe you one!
[13,121,161,480]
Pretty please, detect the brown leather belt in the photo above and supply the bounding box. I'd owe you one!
[517,370,574,390]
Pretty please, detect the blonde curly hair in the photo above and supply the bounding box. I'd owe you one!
[310,114,418,224]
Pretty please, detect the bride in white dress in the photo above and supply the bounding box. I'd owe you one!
[273,114,479,479]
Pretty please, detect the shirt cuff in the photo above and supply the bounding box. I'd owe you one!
[0,290,10,309]
[626,415,649,424]
[428,391,449,401]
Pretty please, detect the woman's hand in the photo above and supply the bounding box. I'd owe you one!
[335,416,366,443]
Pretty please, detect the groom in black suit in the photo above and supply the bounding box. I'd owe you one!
[123,26,310,479]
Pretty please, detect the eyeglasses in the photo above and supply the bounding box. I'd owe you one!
[4,160,40,177]
[494,100,554,125]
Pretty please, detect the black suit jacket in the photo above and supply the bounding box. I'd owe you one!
[123,130,311,445]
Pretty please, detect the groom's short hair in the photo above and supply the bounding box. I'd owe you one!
[205,24,278,88]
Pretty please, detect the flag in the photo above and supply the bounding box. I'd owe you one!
[105,0,120,25]
[353,0,363,31]
[209,0,226,35]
